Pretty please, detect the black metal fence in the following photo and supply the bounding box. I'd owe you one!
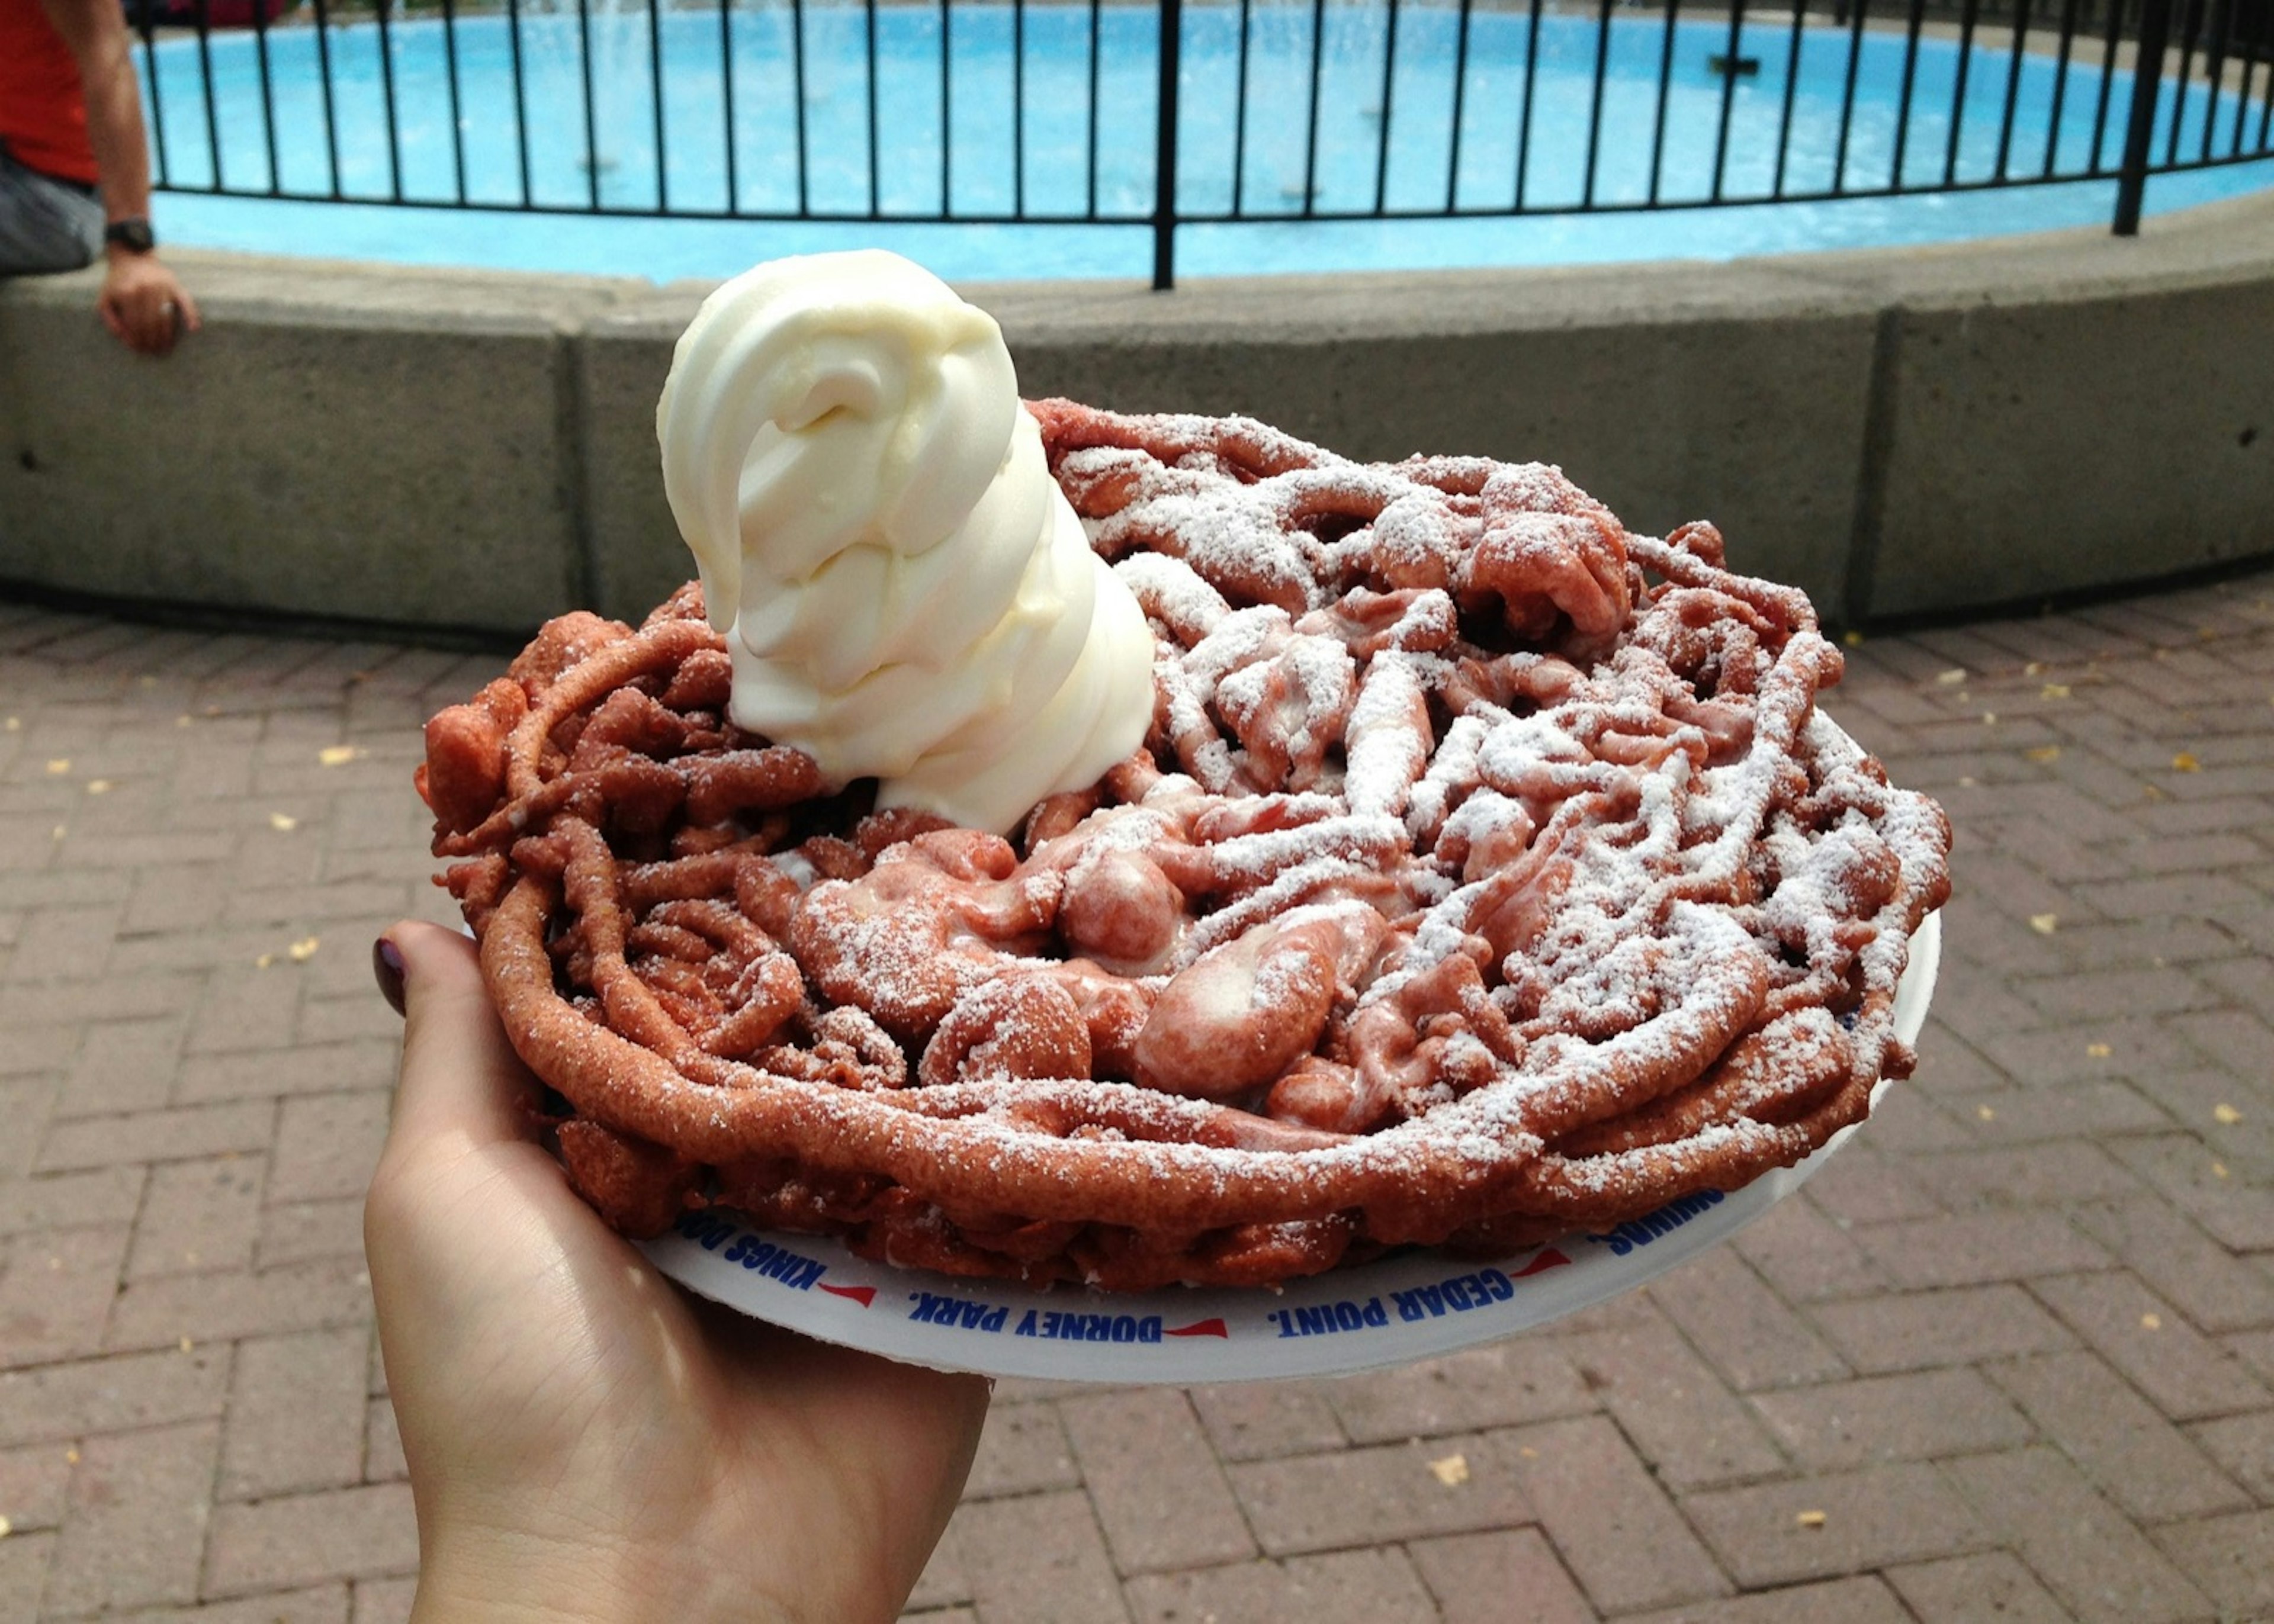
[133,0,2274,285]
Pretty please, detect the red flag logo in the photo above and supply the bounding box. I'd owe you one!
[1165,1318,1229,1338]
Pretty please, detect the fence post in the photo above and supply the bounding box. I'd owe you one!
[1153,0,1182,289]
[2113,0,2175,233]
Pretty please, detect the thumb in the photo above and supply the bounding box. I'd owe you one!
[377,920,539,1157]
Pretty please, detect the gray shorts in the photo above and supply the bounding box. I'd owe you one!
[0,146,104,276]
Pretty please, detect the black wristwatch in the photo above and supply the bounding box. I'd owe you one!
[104,217,156,255]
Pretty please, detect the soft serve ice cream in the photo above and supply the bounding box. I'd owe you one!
[656,250,1155,834]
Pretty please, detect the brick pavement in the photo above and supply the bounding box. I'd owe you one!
[1,573,2271,1621]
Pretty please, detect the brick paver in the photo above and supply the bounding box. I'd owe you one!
[1,571,2272,1619]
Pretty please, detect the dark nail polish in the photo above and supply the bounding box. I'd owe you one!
[373,937,406,1017]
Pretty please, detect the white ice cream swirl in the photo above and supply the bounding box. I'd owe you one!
[656,250,1155,834]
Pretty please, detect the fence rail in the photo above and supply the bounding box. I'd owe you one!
[134,0,2274,284]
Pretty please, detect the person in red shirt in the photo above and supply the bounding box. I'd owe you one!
[1,0,201,355]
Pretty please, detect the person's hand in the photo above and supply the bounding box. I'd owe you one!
[97,249,200,356]
[364,920,990,1623]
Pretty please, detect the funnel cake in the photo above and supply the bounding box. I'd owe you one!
[420,401,1951,1291]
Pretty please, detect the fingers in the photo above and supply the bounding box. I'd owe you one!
[103,291,166,356]
[97,270,198,356]
[124,290,160,355]
[378,920,539,1157]
[137,288,180,357]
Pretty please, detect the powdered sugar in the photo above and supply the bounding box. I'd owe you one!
[1344,654,1433,821]
[1116,551,1232,643]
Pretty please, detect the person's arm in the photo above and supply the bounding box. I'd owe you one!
[34,0,202,355]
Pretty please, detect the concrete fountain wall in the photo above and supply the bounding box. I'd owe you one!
[2,185,2271,637]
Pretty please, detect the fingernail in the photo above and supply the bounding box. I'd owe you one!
[373,937,406,1017]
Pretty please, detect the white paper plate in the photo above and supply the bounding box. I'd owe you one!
[642,911,1939,1382]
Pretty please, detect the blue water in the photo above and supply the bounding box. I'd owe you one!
[142,3,2274,281]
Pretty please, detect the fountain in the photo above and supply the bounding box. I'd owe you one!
[513,0,653,206]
